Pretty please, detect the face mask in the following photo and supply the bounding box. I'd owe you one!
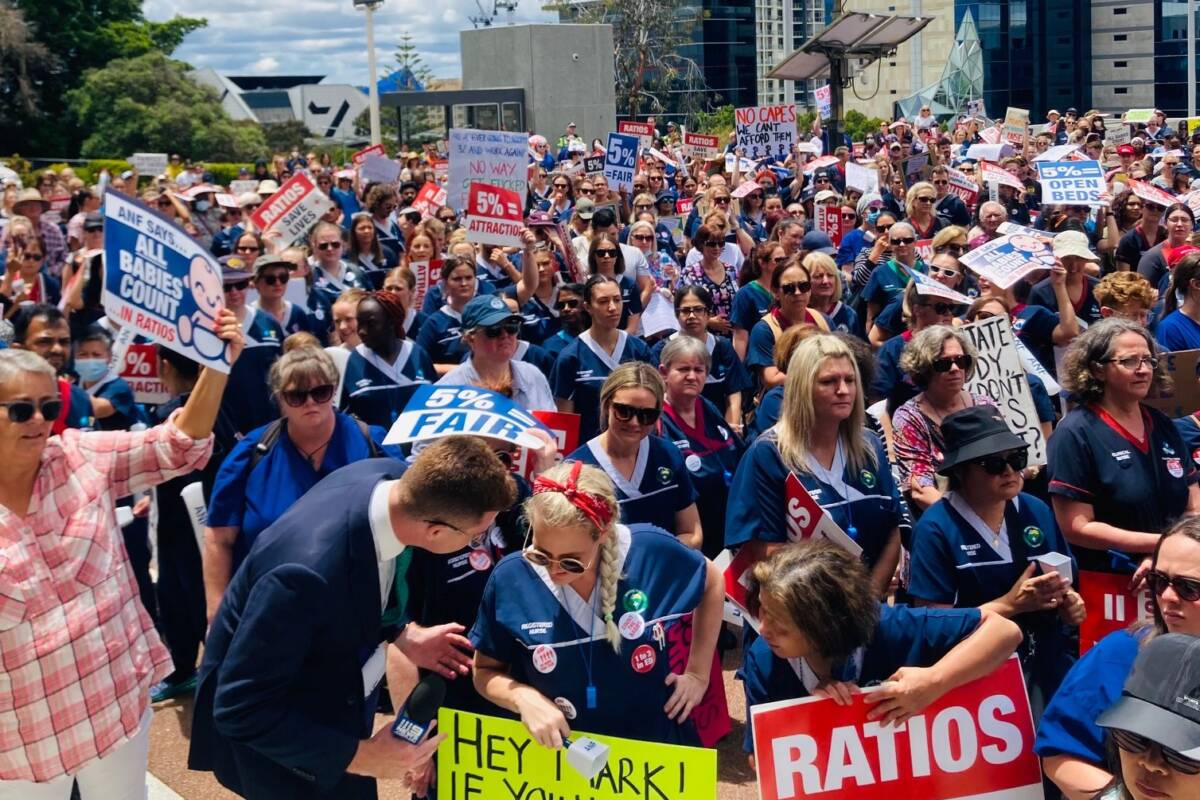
[75,358,108,383]
[867,210,881,225]
[195,200,211,212]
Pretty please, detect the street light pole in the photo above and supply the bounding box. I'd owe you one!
[355,0,384,146]
[1189,0,1196,118]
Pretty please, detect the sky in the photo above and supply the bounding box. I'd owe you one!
[143,0,557,85]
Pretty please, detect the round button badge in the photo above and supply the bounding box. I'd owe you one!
[630,644,657,674]
[468,549,492,571]
[623,589,648,613]
[532,644,558,674]
[554,696,577,720]
[619,611,646,640]
[685,454,702,472]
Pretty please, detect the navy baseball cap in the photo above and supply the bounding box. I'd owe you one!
[801,230,836,255]
[461,294,520,330]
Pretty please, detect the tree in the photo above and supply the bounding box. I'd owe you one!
[843,110,889,143]
[66,51,266,161]
[263,120,315,154]
[0,6,59,138]
[385,32,439,147]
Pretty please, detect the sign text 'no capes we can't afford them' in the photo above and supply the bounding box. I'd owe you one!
[735,104,798,161]
[447,128,529,213]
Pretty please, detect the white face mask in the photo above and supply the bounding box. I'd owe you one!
[195,200,211,212]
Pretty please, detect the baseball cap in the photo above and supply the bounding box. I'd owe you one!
[82,212,104,232]
[814,189,841,203]
[574,198,596,219]
[1052,230,1099,262]
[253,253,290,277]
[801,230,836,255]
[219,255,253,283]
[237,192,262,208]
[1097,634,1200,759]
[461,295,521,330]
[1117,144,1136,157]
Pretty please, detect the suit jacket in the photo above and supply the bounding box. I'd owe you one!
[189,457,407,800]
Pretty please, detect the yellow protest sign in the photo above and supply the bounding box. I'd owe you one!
[437,708,718,799]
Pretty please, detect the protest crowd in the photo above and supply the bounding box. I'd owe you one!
[5,103,1200,800]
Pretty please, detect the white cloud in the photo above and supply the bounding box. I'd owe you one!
[143,0,557,83]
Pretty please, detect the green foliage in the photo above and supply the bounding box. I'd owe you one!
[843,110,889,143]
[8,159,254,188]
[65,52,267,162]
[691,106,734,136]
[263,121,314,154]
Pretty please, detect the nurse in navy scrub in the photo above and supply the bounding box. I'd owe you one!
[470,461,725,747]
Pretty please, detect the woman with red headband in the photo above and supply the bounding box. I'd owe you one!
[471,461,725,747]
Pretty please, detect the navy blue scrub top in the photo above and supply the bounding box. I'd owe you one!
[338,341,435,428]
[221,308,283,436]
[85,374,142,431]
[651,333,752,413]
[415,305,469,366]
[568,435,697,535]
[549,330,655,443]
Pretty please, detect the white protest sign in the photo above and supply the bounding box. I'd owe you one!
[119,342,172,405]
[978,126,1002,145]
[229,179,259,196]
[359,153,401,185]
[604,132,639,193]
[1129,179,1177,209]
[249,173,334,247]
[965,142,1012,162]
[735,104,797,160]
[1013,335,1062,396]
[910,271,972,305]
[846,162,879,194]
[129,153,169,175]
[447,128,528,212]
[724,153,761,174]
[905,153,929,178]
[384,385,548,449]
[1003,107,1029,147]
[959,232,1056,290]
[815,84,832,120]
[683,132,720,160]
[966,98,987,119]
[946,168,979,206]
[1036,160,1107,206]
[464,183,525,248]
[731,180,761,199]
[962,315,1048,465]
[981,161,1025,191]
[640,293,680,337]
[1032,143,1081,163]
[802,155,839,175]
[617,120,654,150]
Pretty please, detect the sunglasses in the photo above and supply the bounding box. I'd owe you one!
[280,383,336,408]
[1,398,62,423]
[23,252,44,260]
[611,401,660,426]
[258,273,289,286]
[890,236,916,246]
[522,544,592,575]
[482,320,521,338]
[595,249,618,258]
[225,280,250,292]
[876,224,893,233]
[841,213,857,220]
[1111,728,1200,775]
[634,204,652,210]
[631,234,654,242]
[932,353,973,371]
[577,188,595,195]
[933,179,949,186]
[316,241,341,251]
[1146,570,1200,602]
[712,196,731,205]
[555,299,580,311]
[973,450,1028,475]
[780,281,812,295]
[701,240,722,249]
[553,183,570,189]
[916,196,936,203]
[936,244,966,256]
[236,245,261,253]
[929,266,961,279]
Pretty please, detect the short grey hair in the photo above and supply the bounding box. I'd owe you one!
[0,348,57,388]
[889,220,915,239]
[1061,317,1169,403]
[267,345,338,395]
[899,324,978,388]
[658,335,711,371]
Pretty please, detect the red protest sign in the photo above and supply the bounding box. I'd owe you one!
[409,259,442,314]
[683,132,720,160]
[119,342,171,405]
[1078,570,1153,655]
[718,546,761,631]
[618,120,654,148]
[465,182,525,248]
[47,195,71,214]
[751,658,1043,800]
[817,205,846,246]
[981,162,1025,192]
[352,143,386,167]
[249,172,333,246]
[511,411,581,480]
[676,197,694,216]
[785,474,862,554]
[667,614,732,748]
[1128,179,1177,209]
[947,169,979,207]
[412,182,447,218]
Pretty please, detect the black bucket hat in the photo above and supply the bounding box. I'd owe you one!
[937,406,1027,475]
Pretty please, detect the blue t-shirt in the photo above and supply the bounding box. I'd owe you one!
[1011,304,1060,376]
[824,301,859,335]
[207,412,400,568]
[469,524,708,745]
[550,330,655,442]
[542,329,577,362]
[746,311,828,370]
[651,333,751,413]
[338,341,435,428]
[1174,413,1200,470]
[861,259,915,309]
[568,435,697,535]
[221,309,283,436]
[725,430,904,570]
[1155,310,1200,351]
[738,604,981,752]
[420,277,498,316]
[86,375,142,431]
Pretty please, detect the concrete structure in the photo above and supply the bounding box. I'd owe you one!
[460,24,616,142]
[189,69,369,140]
[1089,1,1154,114]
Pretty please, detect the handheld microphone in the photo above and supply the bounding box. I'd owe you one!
[563,736,610,780]
[391,674,446,744]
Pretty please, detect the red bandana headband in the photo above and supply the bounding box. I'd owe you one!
[531,461,613,531]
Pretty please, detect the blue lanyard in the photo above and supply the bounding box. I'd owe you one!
[561,585,600,710]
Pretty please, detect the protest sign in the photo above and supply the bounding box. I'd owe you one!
[359,153,401,186]
[1036,160,1107,206]
[102,193,232,373]
[1013,336,1062,396]
[676,197,694,215]
[129,153,168,175]
[617,119,654,150]
[731,180,761,200]
[384,385,548,449]
[1108,125,1131,145]
[1003,107,1029,147]
[584,155,605,175]
[604,132,639,193]
[785,474,863,555]
[978,126,1002,145]
[1032,143,1081,163]
[815,84,832,120]
[118,342,171,405]
[967,98,987,119]
[511,410,580,480]
[249,172,333,247]
[641,292,681,337]
[683,132,720,160]
[959,233,1055,290]
[464,182,525,248]
[846,162,878,195]
[961,316,1048,465]
[1078,570,1153,655]
[351,143,386,167]
[412,182,447,218]
[715,546,762,631]
[816,205,846,246]
[910,271,971,305]
[735,104,798,160]
[229,179,259,196]
[1125,108,1154,124]
[724,153,761,174]
[437,709,717,800]
[409,260,440,313]
[803,155,840,175]
[904,153,929,178]
[447,128,528,212]
[981,162,1025,192]
[946,168,979,206]
[965,142,1011,162]
[214,193,238,210]
[1128,179,1177,209]
[666,613,732,747]
[751,657,1042,800]
[1144,349,1200,418]
[1180,190,1200,218]
[646,147,676,167]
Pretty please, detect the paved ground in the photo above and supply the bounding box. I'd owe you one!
[146,651,758,799]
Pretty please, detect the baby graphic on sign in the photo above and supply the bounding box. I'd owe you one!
[177,255,230,365]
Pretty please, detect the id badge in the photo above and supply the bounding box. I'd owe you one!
[361,643,387,698]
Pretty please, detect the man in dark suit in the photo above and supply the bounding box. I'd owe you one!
[188,437,517,799]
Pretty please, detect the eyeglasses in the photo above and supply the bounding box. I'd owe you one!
[890,236,916,246]
[771,255,790,264]
[522,544,593,574]
[552,182,570,189]
[876,224,893,233]
[280,383,335,408]
[236,245,261,254]
[634,204,652,211]
[316,241,342,251]
[841,213,857,220]
[595,248,618,258]
[701,240,723,249]
[1111,728,1200,775]
[1146,570,1200,602]
[482,320,521,338]
[748,193,763,200]
[677,305,709,317]
[973,450,1028,475]
[780,281,812,295]
[430,518,489,550]
[936,244,966,256]
[555,298,580,311]
[439,214,458,223]
[933,179,949,186]
[631,234,654,242]
[225,280,250,292]
[929,266,961,279]
[932,353,972,371]
[1,398,62,423]
[712,196,731,205]
[577,188,595,195]
[611,401,660,426]
[916,196,936,204]
[22,252,44,260]
[258,273,289,286]
[1102,355,1158,370]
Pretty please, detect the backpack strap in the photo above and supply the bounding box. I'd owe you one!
[350,414,384,458]
[247,419,286,474]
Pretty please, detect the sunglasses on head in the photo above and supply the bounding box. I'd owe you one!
[973,450,1028,475]
[522,544,592,574]
[611,401,660,426]
[225,280,250,292]
[482,319,521,338]
[258,272,289,286]
[280,384,336,408]
[1,398,62,423]
[932,353,972,371]
[780,280,811,295]
[316,241,341,251]
[936,244,965,256]
[1146,569,1200,602]
[1111,728,1200,775]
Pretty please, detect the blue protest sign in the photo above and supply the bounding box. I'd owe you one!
[1036,160,1106,206]
[604,132,639,193]
[385,385,550,449]
[102,192,232,373]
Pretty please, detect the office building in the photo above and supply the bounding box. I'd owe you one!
[1090,1,1199,116]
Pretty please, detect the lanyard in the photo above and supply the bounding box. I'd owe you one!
[559,585,601,709]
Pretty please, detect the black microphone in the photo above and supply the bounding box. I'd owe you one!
[391,674,446,744]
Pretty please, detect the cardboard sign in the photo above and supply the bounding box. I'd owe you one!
[1128,179,1177,209]
[464,182,525,248]
[511,410,581,480]
[751,658,1043,800]
[1003,107,1029,147]
[101,193,232,373]
[618,119,654,150]
[384,385,549,449]
[584,155,606,175]
[946,168,979,206]
[447,128,529,212]
[815,84,832,120]
[229,179,259,196]
[359,153,401,186]
[735,104,798,160]
[437,709,717,799]
[683,132,720,160]
[1125,108,1155,124]
[1036,160,1107,206]
[604,132,639,193]
[129,153,168,175]
[1144,349,1200,418]
[981,162,1025,191]
[412,182,447,218]
[249,172,334,247]
[846,162,878,195]
[352,143,387,167]
[784,474,863,555]
[817,204,846,246]
[119,342,171,405]
[1078,570,1153,655]
[961,316,1048,465]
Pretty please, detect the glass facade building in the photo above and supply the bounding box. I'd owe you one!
[1155,2,1199,114]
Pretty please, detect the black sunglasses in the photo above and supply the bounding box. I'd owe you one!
[316,241,341,251]
[890,236,916,246]
[258,273,289,286]
[236,245,261,254]
[973,450,1028,475]
[1146,569,1200,602]
[1,399,62,423]
[1111,728,1200,775]
[555,299,580,311]
[280,384,336,408]
[225,280,250,292]
[482,320,521,338]
[611,401,660,426]
[936,243,966,256]
[780,281,812,295]
[932,353,973,372]
[595,249,619,258]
